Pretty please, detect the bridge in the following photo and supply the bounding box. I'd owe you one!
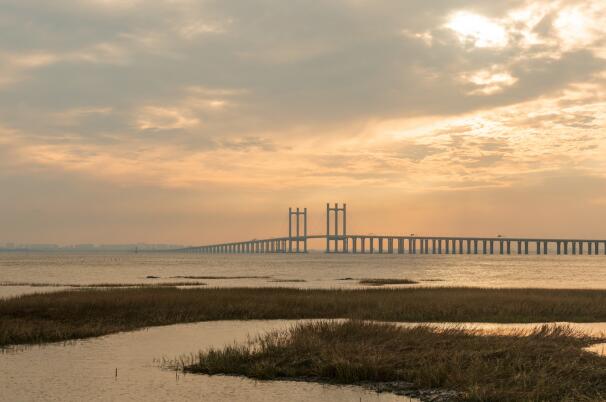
[178,203,606,256]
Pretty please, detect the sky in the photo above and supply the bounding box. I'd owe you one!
[1,0,605,245]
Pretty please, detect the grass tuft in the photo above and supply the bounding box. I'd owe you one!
[186,320,606,401]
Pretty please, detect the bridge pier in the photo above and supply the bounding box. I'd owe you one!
[185,205,606,258]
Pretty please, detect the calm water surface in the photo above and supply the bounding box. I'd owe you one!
[1,251,606,298]
[2,253,606,400]
[0,320,416,402]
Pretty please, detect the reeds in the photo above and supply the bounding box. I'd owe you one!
[3,287,606,347]
[186,320,606,401]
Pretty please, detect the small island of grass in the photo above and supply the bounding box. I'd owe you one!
[185,320,606,401]
[358,278,419,286]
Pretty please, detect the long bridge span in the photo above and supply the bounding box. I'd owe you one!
[178,203,606,256]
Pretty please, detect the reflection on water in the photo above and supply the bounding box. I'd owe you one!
[0,320,416,402]
[1,251,606,298]
[588,343,606,356]
[1,318,605,401]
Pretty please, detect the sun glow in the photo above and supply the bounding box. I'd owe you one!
[446,11,508,48]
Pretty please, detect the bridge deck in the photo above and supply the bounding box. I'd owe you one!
[176,234,606,255]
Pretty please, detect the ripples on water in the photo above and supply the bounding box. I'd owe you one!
[1,251,606,298]
[0,320,417,402]
[2,252,606,400]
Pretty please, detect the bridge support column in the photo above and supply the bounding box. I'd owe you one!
[352,237,357,254]
[370,237,374,254]
[499,241,504,255]
[572,242,577,255]
[517,241,522,254]
[544,241,548,255]
[524,241,529,255]
[588,242,592,255]
[458,240,463,254]
[474,240,478,254]
[445,239,450,254]
[579,242,584,255]
[557,241,561,255]
[490,241,494,255]
[361,238,366,254]
[467,239,471,254]
[432,239,436,254]
[564,242,568,255]
[507,240,511,255]
[398,238,404,254]
[536,241,540,255]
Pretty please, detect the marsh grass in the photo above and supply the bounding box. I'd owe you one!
[186,320,606,401]
[0,281,207,288]
[358,279,419,286]
[4,287,606,347]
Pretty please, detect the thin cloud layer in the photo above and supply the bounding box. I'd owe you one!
[0,0,605,243]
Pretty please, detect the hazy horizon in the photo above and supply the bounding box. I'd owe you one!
[2,0,606,245]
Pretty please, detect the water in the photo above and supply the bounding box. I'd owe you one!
[1,251,606,298]
[2,252,606,401]
[1,320,604,402]
[0,320,415,402]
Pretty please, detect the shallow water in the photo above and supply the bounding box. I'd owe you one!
[0,320,416,402]
[1,251,606,298]
[588,343,606,356]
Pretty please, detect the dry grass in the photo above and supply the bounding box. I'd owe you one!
[3,287,606,347]
[0,281,207,288]
[186,320,606,401]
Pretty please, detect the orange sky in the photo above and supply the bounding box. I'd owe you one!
[1,0,605,245]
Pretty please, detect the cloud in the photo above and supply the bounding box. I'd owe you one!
[0,0,606,242]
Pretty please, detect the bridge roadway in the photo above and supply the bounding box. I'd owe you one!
[178,234,606,256]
